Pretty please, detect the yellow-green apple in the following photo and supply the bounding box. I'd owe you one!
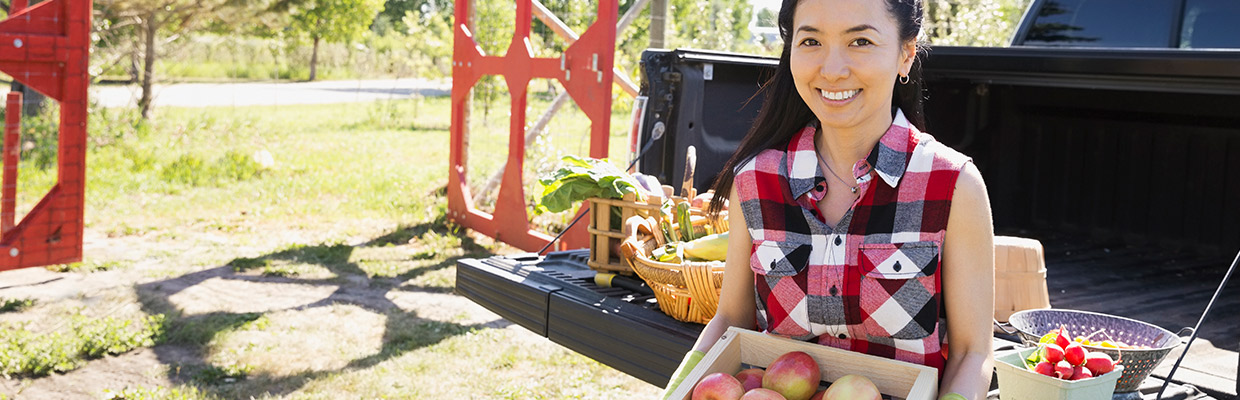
[822,374,881,400]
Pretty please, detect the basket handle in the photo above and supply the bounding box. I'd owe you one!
[993,319,1018,335]
[1175,327,1195,343]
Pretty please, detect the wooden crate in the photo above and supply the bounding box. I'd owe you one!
[585,192,664,274]
[669,327,938,400]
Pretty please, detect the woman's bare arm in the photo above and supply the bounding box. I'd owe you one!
[939,162,996,399]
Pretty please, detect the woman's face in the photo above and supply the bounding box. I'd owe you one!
[789,0,915,132]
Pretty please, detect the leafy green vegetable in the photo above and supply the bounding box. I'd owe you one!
[535,155,644,215]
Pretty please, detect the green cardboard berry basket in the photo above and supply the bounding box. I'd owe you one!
[995,348,1124,400]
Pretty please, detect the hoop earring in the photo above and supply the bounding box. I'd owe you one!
[898,74,910,85]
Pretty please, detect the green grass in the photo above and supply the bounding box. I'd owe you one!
[0,94,657,398]
[101,385,217,400]
[45,260,127,273]
[0,314,166,378]
[0,298,34,313]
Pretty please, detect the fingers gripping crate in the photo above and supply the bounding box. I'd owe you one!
[585,192,663,274]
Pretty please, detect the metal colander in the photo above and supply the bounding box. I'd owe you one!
[1005,309,1190,393]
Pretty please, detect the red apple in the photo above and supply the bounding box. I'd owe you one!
[1054,361,1074,380]
[809,390,825,400]
[736,368,766,392]
[741,388,788,400]
[1055,326,1071,349]
[1083,352,1116,376]
[1063,342,1086,366]
[763,351,821,400]
[1033,361,1056,377]
[693,372,746,400]
[1043,343,1065,364]
[822,374,881,400]
[1070,365,1093,380]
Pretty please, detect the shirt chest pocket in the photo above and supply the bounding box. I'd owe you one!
[857,241,941,340]
[750,240,816,339]
[751,240,812,277]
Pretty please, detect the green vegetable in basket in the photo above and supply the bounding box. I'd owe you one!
[676,201,695,242]
[660,202,680,243]
[534,155,645,215]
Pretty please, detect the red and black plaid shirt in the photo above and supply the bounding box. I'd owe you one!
[734,110,971,372]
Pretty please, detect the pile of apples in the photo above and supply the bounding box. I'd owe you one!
[1028,326,1119,381]
[691,351,881,400]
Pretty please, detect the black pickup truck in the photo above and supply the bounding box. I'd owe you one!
[457,0,1240,397]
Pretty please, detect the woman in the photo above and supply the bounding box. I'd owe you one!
[662,0,994,399]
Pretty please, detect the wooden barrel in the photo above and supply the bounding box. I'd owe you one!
[994,236,1052,322]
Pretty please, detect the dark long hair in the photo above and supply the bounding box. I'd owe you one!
[707,0,926,217]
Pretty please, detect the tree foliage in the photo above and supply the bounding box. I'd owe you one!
[95,0,230,118]
[667,0,755,52]
[925,0,1033,47]
[288,0,385,80]
[289,0,386,45]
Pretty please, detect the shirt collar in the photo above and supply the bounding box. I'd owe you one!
[786,109,920,199]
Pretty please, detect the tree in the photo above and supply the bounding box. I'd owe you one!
[668,0,755,53]
[755,7,776,28]
[95,0,228,119]
[288,0,385,81]
[925,0,1033,47]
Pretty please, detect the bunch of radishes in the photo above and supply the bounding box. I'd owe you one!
[1027,326,1119,381]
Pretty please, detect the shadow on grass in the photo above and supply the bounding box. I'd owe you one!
[135,220,507,398]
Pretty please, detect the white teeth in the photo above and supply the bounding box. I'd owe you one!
[820,89,859,101]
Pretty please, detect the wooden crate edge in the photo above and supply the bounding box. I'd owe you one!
[672,327,938,400]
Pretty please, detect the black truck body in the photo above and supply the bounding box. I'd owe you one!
[458,1,1240,397]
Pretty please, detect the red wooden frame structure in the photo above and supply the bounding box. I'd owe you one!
[447,1,617,252]
[0,0,90,272]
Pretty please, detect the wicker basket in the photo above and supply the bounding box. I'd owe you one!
[630,252,725,324]
[623,207,730,324]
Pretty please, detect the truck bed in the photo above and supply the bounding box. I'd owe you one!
[456,231,1238,398]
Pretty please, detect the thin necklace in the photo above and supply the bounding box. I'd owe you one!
[815,149,859,194]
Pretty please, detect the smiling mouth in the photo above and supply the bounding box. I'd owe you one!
[820,89,860,101]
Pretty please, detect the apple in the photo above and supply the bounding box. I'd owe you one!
[741,388,788,400]
[822,374,881,400]
[735,368,766,392]
[763,351,821,400]
[693,372,746,400]
[809,390,825,400]
[1083,352,1116,376]
[1043,343,1065,364]
[1063,342,1086,366]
